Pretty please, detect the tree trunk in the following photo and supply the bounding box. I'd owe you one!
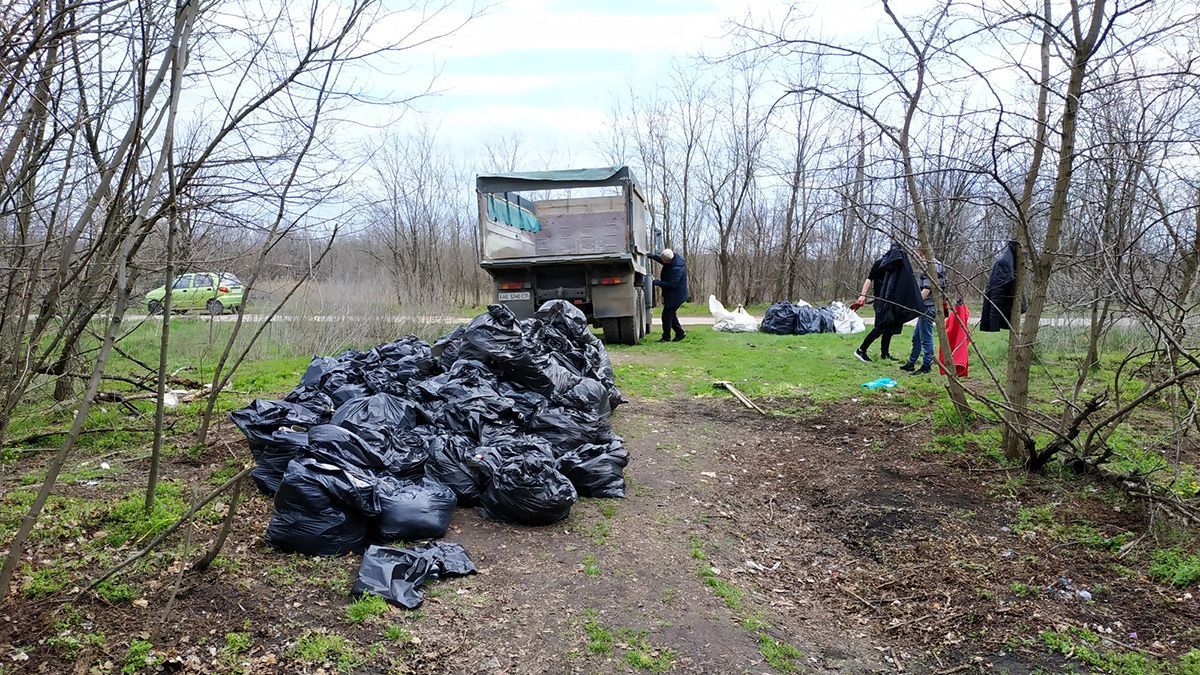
[1003,0,1106,459]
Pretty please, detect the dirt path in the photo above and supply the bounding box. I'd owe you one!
[5,395,1195,673]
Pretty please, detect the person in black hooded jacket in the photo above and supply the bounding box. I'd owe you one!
[854,242,925,363]
[980,240,1022,332]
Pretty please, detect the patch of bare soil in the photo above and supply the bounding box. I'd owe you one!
[2,396,1196,674]
[681,397,1200,673]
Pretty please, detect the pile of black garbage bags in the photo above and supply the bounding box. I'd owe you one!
[760,301,836,335]
[231,300,628,559]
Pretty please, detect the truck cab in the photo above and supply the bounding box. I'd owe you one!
[476,166,659,345]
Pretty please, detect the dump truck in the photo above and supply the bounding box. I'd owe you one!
[475,166,661,345]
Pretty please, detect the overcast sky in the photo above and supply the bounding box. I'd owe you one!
[366,0,895,168]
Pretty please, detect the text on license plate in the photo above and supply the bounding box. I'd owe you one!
[498,291,530,301]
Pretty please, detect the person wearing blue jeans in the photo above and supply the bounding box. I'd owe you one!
[901,245,945,375]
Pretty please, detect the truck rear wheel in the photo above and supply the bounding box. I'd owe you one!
[601,317,638,346]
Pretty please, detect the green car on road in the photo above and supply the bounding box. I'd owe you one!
[145,272,245,316]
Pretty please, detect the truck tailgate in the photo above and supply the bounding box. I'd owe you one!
[480,252,632,268]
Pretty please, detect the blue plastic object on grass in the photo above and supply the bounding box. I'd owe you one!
[862,377,898,390]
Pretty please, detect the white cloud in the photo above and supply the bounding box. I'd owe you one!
[430,73,565,96]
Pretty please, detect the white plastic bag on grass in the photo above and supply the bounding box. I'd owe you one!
[708,295,758,333]
[830,301,865,334]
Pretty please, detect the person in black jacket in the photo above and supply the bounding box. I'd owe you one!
[980,240,1021,332]
[854,242,925,363]
[649,249,688,342]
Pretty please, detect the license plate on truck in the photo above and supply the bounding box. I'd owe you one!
[498,291,530,301]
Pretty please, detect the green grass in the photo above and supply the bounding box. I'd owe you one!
[582,611,613,655]
[345,592,390,624]
[1009,582,1039,598]
[22,565,67,598]
[1040,627,1200,675]
[698,565,744,610]
[104,482,191,546]
[622,632,675,672]
[582,554,601,577]
[607,328,946,400]
[383,624,413,644]
[293,631,359,671]
[759,634,805,673]
[122,639,156,674]
[739,613,771,632]
[581,519,612,546]
[1148,549,1200,588]
[221,631,251,665]
[96,580,139,603]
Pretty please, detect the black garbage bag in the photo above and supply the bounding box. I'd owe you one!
[794,305,836,335]
[761,301,800,334]
[249,427,309,495]
[374,476,456,543]
[330,383,370,407]
[416,372,518,442]
[496,380,550,420]
[301,356,341,389]
[475,438,556,471]
[559,376,611,418]
[535,299,591,341]
[557,441,629,498]
[266,458,377,556]
[230,399,327,451]
[352,542,477,609]
[332,393,425,433]
[363,355,437,395]
[282,387,335,417]
[434,305,562,394]
[422,432,492,504]
[305,424,426,479]
[479,455,577,526]
[315,363,353,393]
[526,405,611,454]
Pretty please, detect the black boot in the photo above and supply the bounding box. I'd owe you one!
[672,332,686,342]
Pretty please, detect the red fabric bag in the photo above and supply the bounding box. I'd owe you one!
[939,303,970,377]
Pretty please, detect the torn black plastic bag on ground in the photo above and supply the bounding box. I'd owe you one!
[305,424,427,480]
[374,477,456,543]
[267,458,378,556]
[352,542,477,609]
[479,455,577,526]
[557,441,629,498]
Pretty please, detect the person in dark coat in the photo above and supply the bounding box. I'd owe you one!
[649,248,687,342]
[854,242,925,362]
[980,240,1022,332]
